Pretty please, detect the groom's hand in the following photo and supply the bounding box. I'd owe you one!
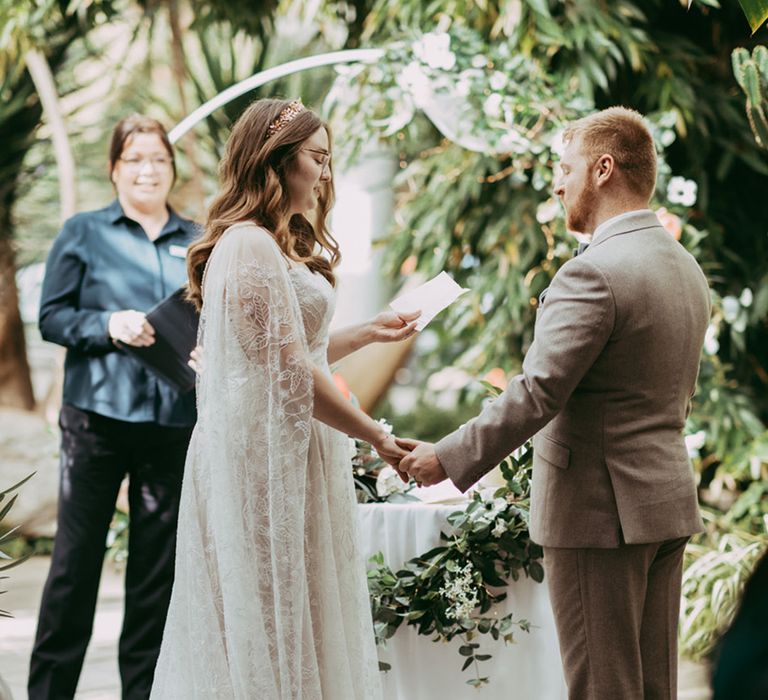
[395,438,447,487]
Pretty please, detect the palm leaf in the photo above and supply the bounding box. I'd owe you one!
[737,0,768,33]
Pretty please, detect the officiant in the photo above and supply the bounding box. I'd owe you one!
[29,114,199,700]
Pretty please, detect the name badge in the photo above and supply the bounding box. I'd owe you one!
[169,244,188,258]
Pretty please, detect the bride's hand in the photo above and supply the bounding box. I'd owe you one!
[364,309,420,344]
[373,433,412,483]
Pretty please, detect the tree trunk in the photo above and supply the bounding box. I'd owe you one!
[0,232,35,410]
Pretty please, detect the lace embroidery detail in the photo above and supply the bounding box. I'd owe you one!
[151,223,382,700]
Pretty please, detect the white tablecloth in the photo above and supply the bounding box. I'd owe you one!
[357,502,568,700]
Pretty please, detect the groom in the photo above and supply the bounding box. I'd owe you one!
[398,107,710,699]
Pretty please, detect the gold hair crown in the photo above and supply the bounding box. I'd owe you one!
[266,99,305,138]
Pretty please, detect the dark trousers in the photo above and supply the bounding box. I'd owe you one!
[29,405,192,700]
[544,536,689,700]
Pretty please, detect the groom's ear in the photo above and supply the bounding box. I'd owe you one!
[594,153,615,186]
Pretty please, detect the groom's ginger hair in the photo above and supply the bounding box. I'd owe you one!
[563,106,657,201]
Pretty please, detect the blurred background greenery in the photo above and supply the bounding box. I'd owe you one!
[1,0,767,662]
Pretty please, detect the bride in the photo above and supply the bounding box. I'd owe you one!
[150,99,417,699]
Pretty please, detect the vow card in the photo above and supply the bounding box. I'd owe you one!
[389,272,469,331]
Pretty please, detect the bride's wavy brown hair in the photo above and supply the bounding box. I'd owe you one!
[187,98,340,309]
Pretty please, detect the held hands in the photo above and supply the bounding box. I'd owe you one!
[395,438,447,487]
[372,433,412,482]
[108,310,155,347]
[365,309,420,344]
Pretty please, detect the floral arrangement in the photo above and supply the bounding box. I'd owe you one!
[352,418,544,688]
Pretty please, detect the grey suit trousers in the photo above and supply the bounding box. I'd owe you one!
[543,537,689,700]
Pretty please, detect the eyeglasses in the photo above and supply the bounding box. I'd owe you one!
[119,156,173,170]
[303,148,331,167]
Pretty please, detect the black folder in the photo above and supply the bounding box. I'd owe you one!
[120,287,199,393]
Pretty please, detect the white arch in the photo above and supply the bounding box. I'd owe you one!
[168,48,384,144]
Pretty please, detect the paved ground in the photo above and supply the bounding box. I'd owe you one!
[1,557,123,700]
[0,556,713,700]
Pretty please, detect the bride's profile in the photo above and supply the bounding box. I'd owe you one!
[150,98,417,699]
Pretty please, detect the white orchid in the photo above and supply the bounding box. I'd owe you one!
[666,177,697,207]
[413,32,457,70]
[489,70,509,90]
[398,61,430,96]
[483,93,503,118]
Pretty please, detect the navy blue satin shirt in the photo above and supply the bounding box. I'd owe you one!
[39,200,200,427]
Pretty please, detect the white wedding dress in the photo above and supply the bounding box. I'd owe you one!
[150,223,382,699]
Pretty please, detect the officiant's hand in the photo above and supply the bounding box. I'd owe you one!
[108,310,155,347]
[364,309,421,344]
[188,345,204,374]
[396,438,447,487]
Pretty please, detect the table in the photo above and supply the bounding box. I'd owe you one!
[357,502,568,700]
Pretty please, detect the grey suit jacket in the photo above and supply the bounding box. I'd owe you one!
[435,211,710,548]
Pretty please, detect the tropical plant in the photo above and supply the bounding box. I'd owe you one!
[679,513,768,660]
[0,0,121,409]
[0,472,35,617]
[732,45,768,148]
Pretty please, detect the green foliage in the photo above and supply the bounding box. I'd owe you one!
[367,443,542,687]
[0,473,35,618]
[733,0,768,33]
[680,516,767,660]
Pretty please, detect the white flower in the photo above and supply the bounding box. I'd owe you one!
[740,288,753,307]
[666,177,697,207]
[722,295,740,323]
[483,93,503,118]
[398,61,430,96]
[427,367,471,392]
[492,520,507,538]
[377,418,394,435]
[376,466,407,498]
[413,32,456,70]
[487,497,508,520]
[684,430,706,458]
[455,78,471,97]
[704,323,720,355]
[489,71,508,90]
[536,198,561,224]
[498,128,527,153]
[471,54,488,68]
[440,563,480,621]
[480,292,495,314]
[549,129,566,157]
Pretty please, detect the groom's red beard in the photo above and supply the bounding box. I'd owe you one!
[566,176,599,235]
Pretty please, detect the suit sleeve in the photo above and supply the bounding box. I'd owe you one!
[38,220,114,353]
[435,258,616,491]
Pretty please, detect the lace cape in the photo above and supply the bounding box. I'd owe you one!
[151,224,381,699]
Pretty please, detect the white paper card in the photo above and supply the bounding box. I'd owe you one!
[389,272,468,331]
